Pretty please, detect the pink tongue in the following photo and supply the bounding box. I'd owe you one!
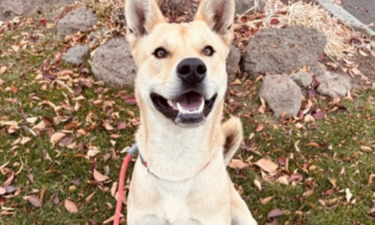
[172,92,203,111]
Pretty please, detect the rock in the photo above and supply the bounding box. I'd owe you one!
[242,26,327,77]
[62,45,89,65]
[310,62,327,77]
[290,72,313,88]
[0,0,74,22]
[226,44,241,82]
[316,72,351,98]
[235,0,255,14]
[0,0,29,20]
[92,37,137,87]
[259,75,302,119]
[57,7,98,38]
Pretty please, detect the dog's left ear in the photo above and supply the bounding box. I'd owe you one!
[194,0,235,43]
[125,0,165,38]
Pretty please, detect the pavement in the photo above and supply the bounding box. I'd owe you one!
[342,0,375,32]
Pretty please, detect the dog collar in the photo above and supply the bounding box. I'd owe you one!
[137,147,211,182]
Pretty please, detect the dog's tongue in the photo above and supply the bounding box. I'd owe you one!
[172,92,203,111]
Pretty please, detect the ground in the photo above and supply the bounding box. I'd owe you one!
[1,1,375,225]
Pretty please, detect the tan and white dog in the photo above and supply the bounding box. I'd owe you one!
[125,0,257,224]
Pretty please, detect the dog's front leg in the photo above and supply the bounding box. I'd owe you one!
[132,214,171,225]
[231,188,258,225]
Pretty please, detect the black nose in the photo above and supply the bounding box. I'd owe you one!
[177,58,207,84]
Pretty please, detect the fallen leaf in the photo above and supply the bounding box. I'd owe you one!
[117,122,127,130]
[255,158,278,173]
[267,209,283,218]
[270,18,280,25]
[345,188,353,203]
[93,169,109,182]
[288,173,302,183]
[64,199,79,213]
[255,123,264,132]
[0,187,6,195]
[254,179,262,191]
[50,132,66,144]
[261,196,274,205]
[360,146,372,152]
[25,195,42,207]
[229,159,249,170]
[0,66,7,75]
[125,96,137,105]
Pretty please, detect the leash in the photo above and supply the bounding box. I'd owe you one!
[113,143,210,224]
[113,144,138,225]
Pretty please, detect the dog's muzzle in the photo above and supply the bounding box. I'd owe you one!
[151,58,217,127]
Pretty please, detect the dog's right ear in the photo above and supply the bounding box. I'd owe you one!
[125,0,165,38]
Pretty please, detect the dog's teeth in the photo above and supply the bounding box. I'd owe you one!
[177,103,183,112]
[198,98,205,113]
[168,100,173,107]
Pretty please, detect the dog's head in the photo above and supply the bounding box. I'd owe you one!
[126,0,234,127]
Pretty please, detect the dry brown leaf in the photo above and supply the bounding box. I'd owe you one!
[85,192,96,203]
[261,196,274,205]
[0,187,6,195]
[229,159,249,170]
[93,169,109,182]
[254,179,262,191]
[345,188,352,203]
[254,158,278,173]
[0,66,7,75]
[64,199,79,213]
[24,195,42,207]
[360,146,372,152]
[50,132,66,144]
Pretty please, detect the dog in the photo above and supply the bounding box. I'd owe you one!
[125,0,258,224]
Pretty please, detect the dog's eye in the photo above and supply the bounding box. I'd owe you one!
[153,47,168,59]
[202,46,215,56]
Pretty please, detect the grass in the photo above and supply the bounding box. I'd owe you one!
[1,3,375,225]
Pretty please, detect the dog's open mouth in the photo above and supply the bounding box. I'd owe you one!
[151,91,217,126]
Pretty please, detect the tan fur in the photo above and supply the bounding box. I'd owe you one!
[125,0,257,224]
[222,117,243,166]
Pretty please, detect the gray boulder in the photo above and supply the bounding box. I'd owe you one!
[259,75,302,119]
[316,72,351,98]
[62,45,89,65]
[57,7,98,38]
[226,44,241,82]
[242,26,327,77]
[290,72,313,88]
[92,37,137,87]
[0,0,74,22]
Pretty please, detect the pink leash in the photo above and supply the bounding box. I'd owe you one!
[113,144,138,225]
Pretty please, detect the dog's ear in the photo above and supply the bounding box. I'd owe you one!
[194,0,235,42]
[125,0,165,38]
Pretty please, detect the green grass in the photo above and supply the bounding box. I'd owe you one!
[1,6,375,225]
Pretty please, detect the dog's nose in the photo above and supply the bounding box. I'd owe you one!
[177,58,207,84]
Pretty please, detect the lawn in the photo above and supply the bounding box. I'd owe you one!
[1,3,375,225]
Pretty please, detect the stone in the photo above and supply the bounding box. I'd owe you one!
[57,7,98,38]
[242,26,327,77]
[290,72,313,88]
[259,75,302,119]
[235,0,255,14]
[62,45,89,65]
[0,0,74,22]
[92,37,137,87]
[310,62,327,77]
[316,72,351,98]
[226,44,241,82]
